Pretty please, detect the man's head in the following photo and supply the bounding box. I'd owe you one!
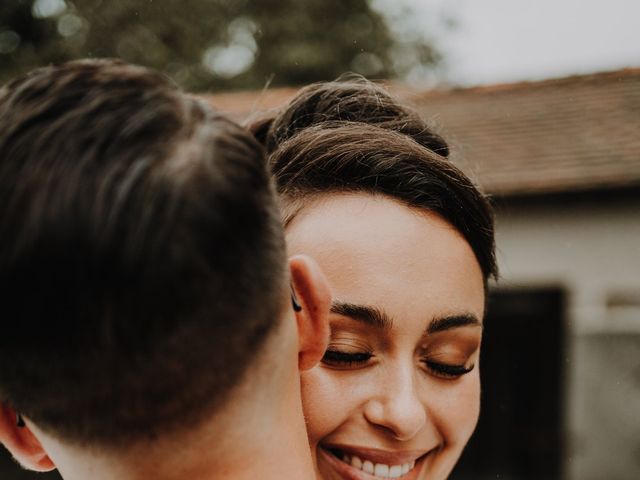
[0,60,326,468]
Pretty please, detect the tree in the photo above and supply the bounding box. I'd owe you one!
[0,0,440,90]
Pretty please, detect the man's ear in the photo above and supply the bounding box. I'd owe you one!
[289,254,331,371]
[0,404,56,472]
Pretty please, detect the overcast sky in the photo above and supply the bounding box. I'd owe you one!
[382,0,640,86]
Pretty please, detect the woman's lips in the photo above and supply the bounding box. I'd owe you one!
[318,444,433,480]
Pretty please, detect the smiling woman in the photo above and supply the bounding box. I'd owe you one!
[250,79,497,480]
[287,194,485,480]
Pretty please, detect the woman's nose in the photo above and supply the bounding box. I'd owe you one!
[363,367,427,441]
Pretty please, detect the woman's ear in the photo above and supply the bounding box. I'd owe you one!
[0,404,56,472]
[289,254,331,371]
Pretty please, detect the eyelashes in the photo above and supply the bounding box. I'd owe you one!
[321,350,475,379]
[424,361,474,378]
[322,350,373,367]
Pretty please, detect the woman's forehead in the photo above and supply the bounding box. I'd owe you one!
[285,192,485,320]
[286,192,450,247]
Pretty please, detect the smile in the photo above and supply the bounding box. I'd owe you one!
[319,444,431,480]
[339,452,414,478]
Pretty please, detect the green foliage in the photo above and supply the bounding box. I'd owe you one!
[0,0,439,91]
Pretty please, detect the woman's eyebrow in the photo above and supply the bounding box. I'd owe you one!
[330,301,393,330]
[330,302,481,334]
[427,314,482,334]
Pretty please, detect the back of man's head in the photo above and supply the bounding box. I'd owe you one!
[0,59,287,447]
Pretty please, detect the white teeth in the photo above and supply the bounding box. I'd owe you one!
[374,463,390,477]
[339,453,416,478]
[389,465,403,478]
[363,460,375,474]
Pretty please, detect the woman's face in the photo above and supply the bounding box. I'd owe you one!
[286,192,485,480]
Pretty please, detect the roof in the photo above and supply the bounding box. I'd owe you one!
[206,68,640,196]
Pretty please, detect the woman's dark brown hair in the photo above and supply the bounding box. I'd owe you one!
[250,78,497,282]
[250,77,450,158]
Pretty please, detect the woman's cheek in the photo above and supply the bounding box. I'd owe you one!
[300,368,344,446]
[423,368,481,445]
[300,367,373,446]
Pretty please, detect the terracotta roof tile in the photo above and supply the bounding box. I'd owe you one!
[204,69,640,196]
[403,69,640,195]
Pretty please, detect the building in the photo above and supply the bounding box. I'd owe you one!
[1,69,637,480]
[408,69,640,480]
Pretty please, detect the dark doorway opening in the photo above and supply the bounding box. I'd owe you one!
[452,287,566,480]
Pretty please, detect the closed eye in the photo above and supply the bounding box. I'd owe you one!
[322,350,373,368]
[424,360,474,379]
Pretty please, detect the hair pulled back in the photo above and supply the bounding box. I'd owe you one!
[251,77,450,157]
[250,78,497,282]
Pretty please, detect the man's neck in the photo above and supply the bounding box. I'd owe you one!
[40,373,314,480]
[171,388,313,480]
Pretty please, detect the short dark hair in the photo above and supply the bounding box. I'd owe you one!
[0,59,286,445]
[250,78,496,282]
[250,77,450,158]
[267,122,497,282]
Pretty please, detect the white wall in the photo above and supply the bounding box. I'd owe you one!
[494,194,640,480]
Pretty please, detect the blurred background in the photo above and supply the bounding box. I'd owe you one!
[1,1,638,479]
